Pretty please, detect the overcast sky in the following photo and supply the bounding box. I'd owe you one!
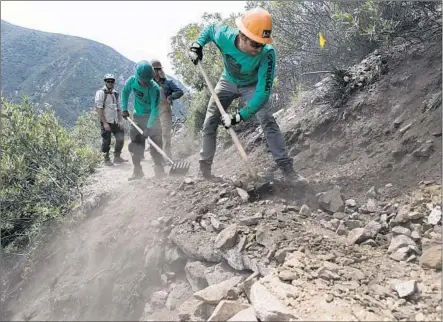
[1,1,247,78]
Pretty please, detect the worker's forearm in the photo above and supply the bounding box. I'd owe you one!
[96,108,107,123]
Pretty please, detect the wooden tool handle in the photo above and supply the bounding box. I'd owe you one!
[197,63,256,178]
[127,117,174,165]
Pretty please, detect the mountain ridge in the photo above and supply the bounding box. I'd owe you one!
[1,20,187,126]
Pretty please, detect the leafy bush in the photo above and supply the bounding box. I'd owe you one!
[0,98,101,252]
[70,109,103,151]
[244,0,441,109]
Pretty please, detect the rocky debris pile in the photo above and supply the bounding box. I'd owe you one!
[327,182,442,269]
[139,176,441,321]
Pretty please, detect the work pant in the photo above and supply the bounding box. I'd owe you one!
[128,115,163,168]
[199,78,293,169]
[159,102,173,159]
[101,121,124,156]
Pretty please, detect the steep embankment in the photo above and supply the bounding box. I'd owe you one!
[1,40,441,321]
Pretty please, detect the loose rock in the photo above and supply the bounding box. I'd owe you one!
[166,282,192,310]
[389,247,409,262]
[392,226,412,237]
[420,244,442,270]
[169,228,223,263]
[256,224,277,249]
[346,228,372,245]
[410,230,421,241]
[388,235,416,253]
[194,276,243,305]
[317,186,345,213]
[185,261,210,291]
[395,280,417,298]
[364,220,382,238]
[204,261,245,286]
[299,204,311,216]
[207,300,250,322]
[345,199,357,207]
[274,247,297,264]
[210,217,225,231]
[215,225,238,250]
[249,281,297,321]
[236,188,250,202]
[228,306,257,321]
[428,206,442,225]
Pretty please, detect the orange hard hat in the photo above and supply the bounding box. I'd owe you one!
[235,7,273,44]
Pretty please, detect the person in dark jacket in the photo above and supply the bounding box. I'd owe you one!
[151,59,184,159]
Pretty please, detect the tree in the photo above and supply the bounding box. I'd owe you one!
[168,12,243,135]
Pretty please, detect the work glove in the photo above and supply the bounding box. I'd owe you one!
[188,42,203,65]
[221,112,242,129]
[167,96,173,105]
[122,110,130,119]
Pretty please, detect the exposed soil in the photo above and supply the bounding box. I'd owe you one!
[1,40,441,322]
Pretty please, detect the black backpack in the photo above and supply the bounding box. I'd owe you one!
[102,89,119,108]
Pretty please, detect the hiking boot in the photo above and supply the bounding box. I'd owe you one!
[198,162,212,179]
[154,164,166,179]
[281,166,309,187]
[198,162,223,182]
[113,155,128,164]
[128,166,144,181]
[104,153,114,166]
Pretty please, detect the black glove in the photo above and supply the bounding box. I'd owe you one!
[188,42,203,65]
[122,110,130,119]
[221,112,242,129]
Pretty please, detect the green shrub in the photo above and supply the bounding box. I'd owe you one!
[0,98,101,252]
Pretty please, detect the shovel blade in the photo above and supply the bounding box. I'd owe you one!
[169,160,191,176]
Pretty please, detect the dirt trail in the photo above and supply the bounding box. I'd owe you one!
[2,40,442,322]
[2,149,178,321]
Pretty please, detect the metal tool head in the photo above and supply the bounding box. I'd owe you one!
[168,160,191,176]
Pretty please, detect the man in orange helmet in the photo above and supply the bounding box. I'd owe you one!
[188,7,309,187]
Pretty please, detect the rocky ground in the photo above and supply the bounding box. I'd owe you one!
[137,176,442,322]
[1,39,441,321]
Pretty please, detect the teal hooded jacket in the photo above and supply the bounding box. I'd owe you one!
[121,61,161,128]
[195,24,276,121]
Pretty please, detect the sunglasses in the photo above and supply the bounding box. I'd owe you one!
[154,68,162,71]
[105,80,115,84]
[246,37,265,49]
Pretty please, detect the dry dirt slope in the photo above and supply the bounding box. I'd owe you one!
[1,40,442,321]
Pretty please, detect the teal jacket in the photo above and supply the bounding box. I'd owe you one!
[196,24,276,120]
[121,76,161,128]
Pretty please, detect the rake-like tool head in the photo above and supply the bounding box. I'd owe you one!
[169,160,191,176]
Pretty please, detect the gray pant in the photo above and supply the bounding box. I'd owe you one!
[199,78,292,169]
[129,115,163,167]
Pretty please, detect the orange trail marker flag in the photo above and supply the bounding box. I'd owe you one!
[319,32,326,48]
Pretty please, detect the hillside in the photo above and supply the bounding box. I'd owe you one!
[2,37,441,322]
[0,20,187,126]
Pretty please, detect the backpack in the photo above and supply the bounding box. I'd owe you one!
[102,89,119,109]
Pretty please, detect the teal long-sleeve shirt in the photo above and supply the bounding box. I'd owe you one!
[121,76,161,128]
[196,24,276,121]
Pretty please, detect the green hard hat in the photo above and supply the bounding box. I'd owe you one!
[135,60,154,83]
